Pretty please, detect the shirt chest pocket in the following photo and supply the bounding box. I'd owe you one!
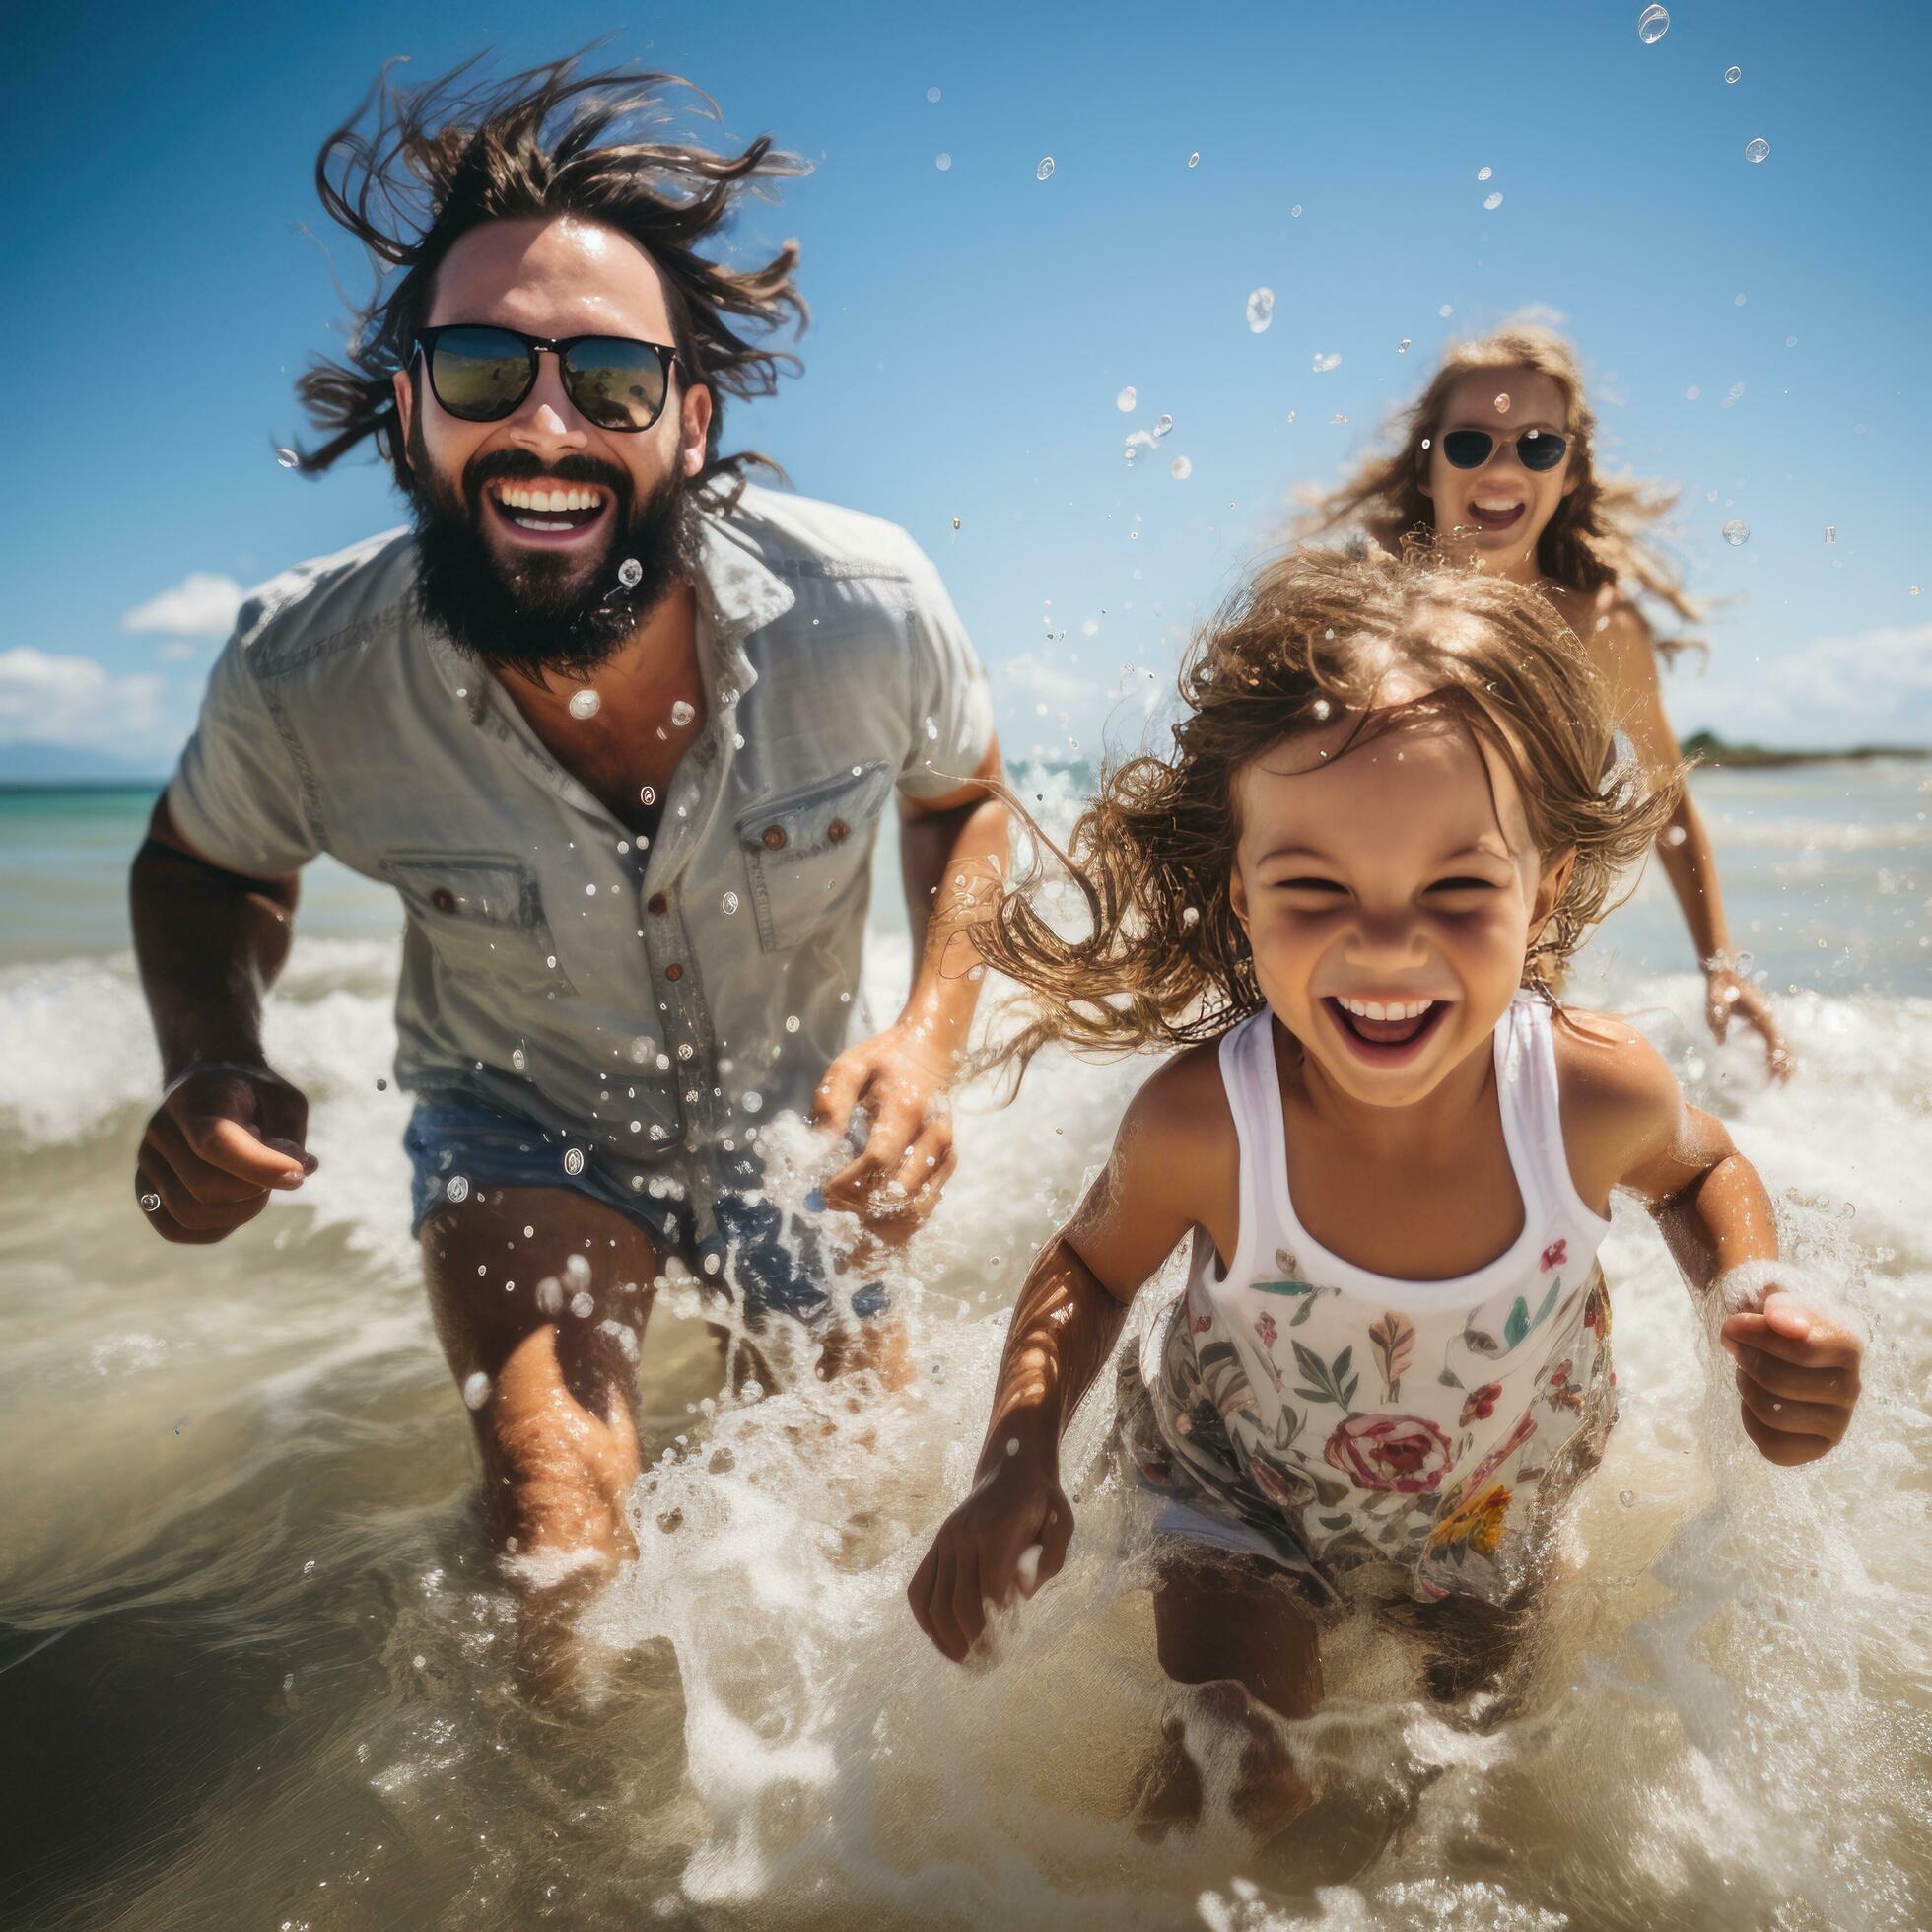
[736,761,896,953]
[380,852,576,997]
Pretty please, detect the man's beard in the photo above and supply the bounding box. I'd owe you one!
[406,413,701,681]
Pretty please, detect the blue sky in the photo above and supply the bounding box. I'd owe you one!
[5,0,1928,776]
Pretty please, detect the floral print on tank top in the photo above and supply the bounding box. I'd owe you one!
[1134,1233,1618,1605]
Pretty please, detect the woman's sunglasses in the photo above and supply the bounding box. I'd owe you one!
[1437,427,1570,472]
[413,324,680,433]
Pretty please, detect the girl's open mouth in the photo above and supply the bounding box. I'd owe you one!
[484,480,614,548]
[1324,995,1450,1063]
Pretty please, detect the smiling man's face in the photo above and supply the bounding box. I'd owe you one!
[391,213,714,676]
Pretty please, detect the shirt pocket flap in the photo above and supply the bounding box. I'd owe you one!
[380,851,572,993]
[735,760,895,862]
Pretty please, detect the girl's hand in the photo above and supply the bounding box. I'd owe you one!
[1705,963,1793,1083]
[908,1448,1073,1662]
[1720,1290,1863,1465]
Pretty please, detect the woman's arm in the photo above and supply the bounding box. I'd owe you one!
[1595,604,1792,1079]
[908,1052,1229,1660]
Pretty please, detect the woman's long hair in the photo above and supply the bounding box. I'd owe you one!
[286,47,808,505]
[966,544,1682,1089]
[1295,326,1705,658]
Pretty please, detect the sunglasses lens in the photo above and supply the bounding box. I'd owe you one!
[1518,430,1568,471]
[426,327,533,421]
[564,338,671,431]
[1441,430,1493,469]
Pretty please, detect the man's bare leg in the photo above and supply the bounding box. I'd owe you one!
[420,1185,659,1572]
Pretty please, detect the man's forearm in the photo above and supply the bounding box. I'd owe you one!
[898,791,1009,1058]
[131,840,300,1082]
[976,1234,1129,1479]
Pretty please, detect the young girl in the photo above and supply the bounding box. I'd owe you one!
[907,547,1862,1834]
[1298,325,1791,1078]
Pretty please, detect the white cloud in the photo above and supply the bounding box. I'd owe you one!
[997,652,1097,706]
[0,648,167,746]
[120,571,245,640]
[157,640,200,664]
[1504,301,1570,330]
[1675,622,1932,744]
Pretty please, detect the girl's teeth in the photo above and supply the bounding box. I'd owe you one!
[1339,997,1435,1020]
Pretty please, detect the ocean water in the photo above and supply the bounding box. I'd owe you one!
[1,762,1927,1930]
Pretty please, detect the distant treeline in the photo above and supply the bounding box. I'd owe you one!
[1681,729,1930,770]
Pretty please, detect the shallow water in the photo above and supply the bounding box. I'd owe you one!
[1,764,1928,1929]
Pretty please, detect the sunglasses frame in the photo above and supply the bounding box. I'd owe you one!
[1437,427,1571,473]
[412,324,682,433]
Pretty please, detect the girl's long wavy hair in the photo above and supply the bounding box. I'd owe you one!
[285,47,808,504]
[968,545,1682,1087]
[1295,326,1705,659]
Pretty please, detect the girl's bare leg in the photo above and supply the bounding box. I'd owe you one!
[1138,1551,1325,1838]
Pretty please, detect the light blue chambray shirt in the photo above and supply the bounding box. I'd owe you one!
[166,483,995,1234]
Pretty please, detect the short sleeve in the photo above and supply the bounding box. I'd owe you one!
[896,545,995,800]
[166,617,320,877]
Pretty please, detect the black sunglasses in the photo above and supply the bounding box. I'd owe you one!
[1438,427,1570,472]
[413,324,680,433]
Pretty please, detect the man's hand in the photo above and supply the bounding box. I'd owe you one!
[908,1447,1073,1662]
[1720,1289,1863,1465]
[1706,963,1794,1083]
[810,1021,960,1247]
[135,1061,315,1244]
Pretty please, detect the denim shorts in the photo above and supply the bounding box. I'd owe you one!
[403,1097,888,1324]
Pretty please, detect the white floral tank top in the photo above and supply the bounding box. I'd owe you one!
[1138,993,1619,1605]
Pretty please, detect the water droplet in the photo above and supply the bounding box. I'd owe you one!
[741,1090,763,1114]
[1153,413,1173,438]
[1312,697,1333,721]
[1484,191,1504,211]
[1421,438,1431,449]
[275,447,300,469]
[1311,351,1341,373]
[1187,151,1200,169]
[1477,166,1493,181]
[1035,156,1055,182]
[1245,287,1275,333]
[1721,519,1750,546]
[1619,1487,1635,1507]
[1170,455,1192,480]
[1637,5,1670,44]
[617,557,643,588]
[935,153,951,172]
[568,688,601,721]
[926,85,941,102]
[462,1371,492,1411]
[570,1291,595,1320]
[1825,525,1835,544]
[1398,338,1413,354]
[564,1147,586,1176]
[140,1191,162,1212]
[511,1046,527,1072]
[1494,392,1511,414]
[1786,335,1798,348]
[445,1174,470,1204]
[670,700,695,727]
[1116,385,1137,412]
[639,784,656,806]
[1724,64,1742,84]
[1331,413,1350,426]
[1438,303,1453,318]
[1745,137,1770,164]
[950,516,961,531]
[1181,905,1201,928]
[1289,203,1302,217]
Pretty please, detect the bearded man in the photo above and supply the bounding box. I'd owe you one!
[128,56,1006,1568]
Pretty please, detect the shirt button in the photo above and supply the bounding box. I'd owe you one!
[647,892,668,915]
[827,818,850,843]
[664,962,684,983]
[761,824,787,850]
[430,887,457,913]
